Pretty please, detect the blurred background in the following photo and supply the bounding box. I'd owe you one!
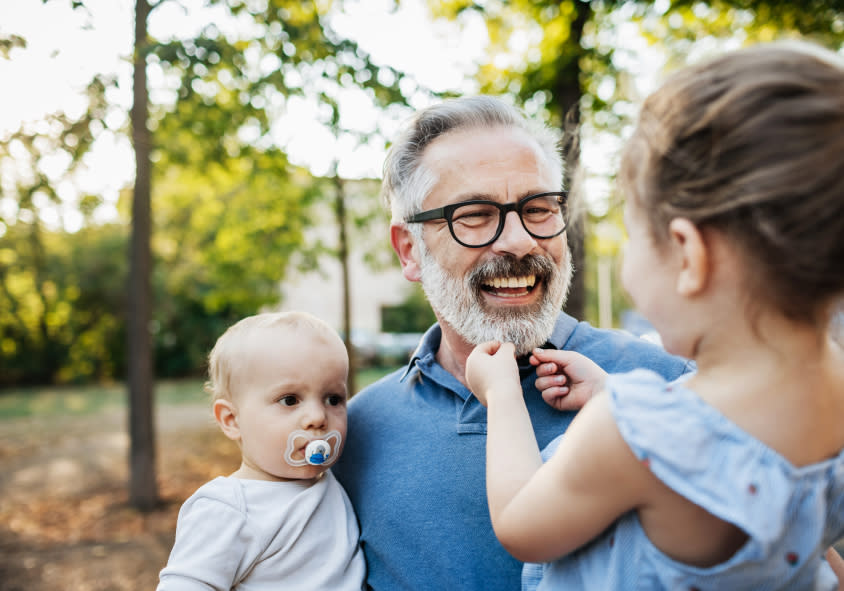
[1,0,842,588]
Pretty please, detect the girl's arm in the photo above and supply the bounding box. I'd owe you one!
[828,547,844,591]
[466,342,544,518]
[492,392,652,562]
[467,342,653,564]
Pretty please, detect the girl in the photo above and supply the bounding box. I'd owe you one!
[466,41,844,590]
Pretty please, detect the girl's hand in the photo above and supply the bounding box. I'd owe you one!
[530,349,608,411]
[466,341,520,407]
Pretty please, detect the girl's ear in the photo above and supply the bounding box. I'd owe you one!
[391,223,422,282]
[669,217,709,297]
[213,399,241,442]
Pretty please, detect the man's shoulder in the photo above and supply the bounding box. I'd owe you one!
[349,366,407,411]
[565,321,691,378]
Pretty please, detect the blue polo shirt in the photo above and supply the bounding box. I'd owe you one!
[333,313,694,591]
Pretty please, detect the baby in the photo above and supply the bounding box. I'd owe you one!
[157,311,365,590]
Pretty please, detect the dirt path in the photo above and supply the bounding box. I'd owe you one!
[0,402,240,590]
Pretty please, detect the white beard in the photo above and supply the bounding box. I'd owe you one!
[418,243,572,356]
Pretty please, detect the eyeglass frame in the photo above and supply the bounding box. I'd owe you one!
[404,191,569,248]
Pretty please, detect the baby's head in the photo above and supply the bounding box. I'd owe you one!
[619,41,844,325]
[207,311,349,481]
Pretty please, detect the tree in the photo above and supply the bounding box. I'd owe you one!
[121,0,409,506]
[149,0,408,390]
[128,0,157,511]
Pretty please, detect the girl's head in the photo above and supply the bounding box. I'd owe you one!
[619,41,844,326]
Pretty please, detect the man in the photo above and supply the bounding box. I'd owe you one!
[332,96,693,590]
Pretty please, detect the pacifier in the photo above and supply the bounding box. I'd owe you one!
[305,439,331,465]
[284,430,342,467]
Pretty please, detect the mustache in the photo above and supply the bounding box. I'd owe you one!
[467,254,556,290]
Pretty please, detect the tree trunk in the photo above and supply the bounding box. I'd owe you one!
[128,0,158,511]
[333,173,357,395]
[556,2,590,322]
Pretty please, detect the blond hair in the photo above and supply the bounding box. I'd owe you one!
[205,311,345,402]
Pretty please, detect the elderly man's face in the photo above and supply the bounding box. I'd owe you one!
[414,126,571,355]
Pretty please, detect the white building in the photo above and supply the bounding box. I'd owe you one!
[276,178,417,336]
[278,248,413,335]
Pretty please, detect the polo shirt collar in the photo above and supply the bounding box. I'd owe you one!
[399,312,580,395]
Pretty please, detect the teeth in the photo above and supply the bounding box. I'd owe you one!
[486,275,536,289]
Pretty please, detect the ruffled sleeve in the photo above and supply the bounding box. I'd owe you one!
[607,369,793,549]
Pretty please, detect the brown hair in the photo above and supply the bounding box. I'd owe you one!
[619,41,844,324]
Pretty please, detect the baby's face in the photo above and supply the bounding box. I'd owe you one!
[230,325,349,481]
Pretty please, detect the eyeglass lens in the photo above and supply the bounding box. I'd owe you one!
[449,193,566,247]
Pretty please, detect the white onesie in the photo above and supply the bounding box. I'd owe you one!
[157,471,365,590]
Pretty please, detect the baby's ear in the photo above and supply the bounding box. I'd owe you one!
[669,217,708,297]
[213,399,241,441]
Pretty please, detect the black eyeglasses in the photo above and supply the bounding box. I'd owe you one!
[405,191,568,248]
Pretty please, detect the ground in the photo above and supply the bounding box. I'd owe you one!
[2,399,842,590]
[0,402,240,590]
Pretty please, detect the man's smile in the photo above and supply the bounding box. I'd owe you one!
[481,274,537,298]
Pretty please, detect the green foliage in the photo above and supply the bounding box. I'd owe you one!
[149,155,317,378]
[0,33,26,58]
[0,222,128,386]
[637,1,844,75]
[0,0,415,387]
[381,284,437,333]
[153,157,308,311]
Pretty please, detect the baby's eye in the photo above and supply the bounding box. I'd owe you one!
[326,394,345,407]
[278,395,298,407]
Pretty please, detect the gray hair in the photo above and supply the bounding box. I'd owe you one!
[382,96,564,235]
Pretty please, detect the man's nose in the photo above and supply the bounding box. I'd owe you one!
[491,210,537,258]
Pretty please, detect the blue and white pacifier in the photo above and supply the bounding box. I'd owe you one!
[305,439,331,465]
[284,430,342,467]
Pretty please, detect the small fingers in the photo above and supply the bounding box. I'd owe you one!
[541,388,570,411]
[544,389,591,412]
[495,342,516,358]
[474,340,501,355]
[533,361,560,377]
[535,373,569,392]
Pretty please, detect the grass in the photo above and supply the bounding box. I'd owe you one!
[0,379,207,420]
[0,365,400,421]
[355,366,399,391]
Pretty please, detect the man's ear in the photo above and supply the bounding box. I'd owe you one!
[213,399,241,442]
[668,217,709,297]
[391,223,422,282]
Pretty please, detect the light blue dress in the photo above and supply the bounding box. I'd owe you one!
[526,370,844,591]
